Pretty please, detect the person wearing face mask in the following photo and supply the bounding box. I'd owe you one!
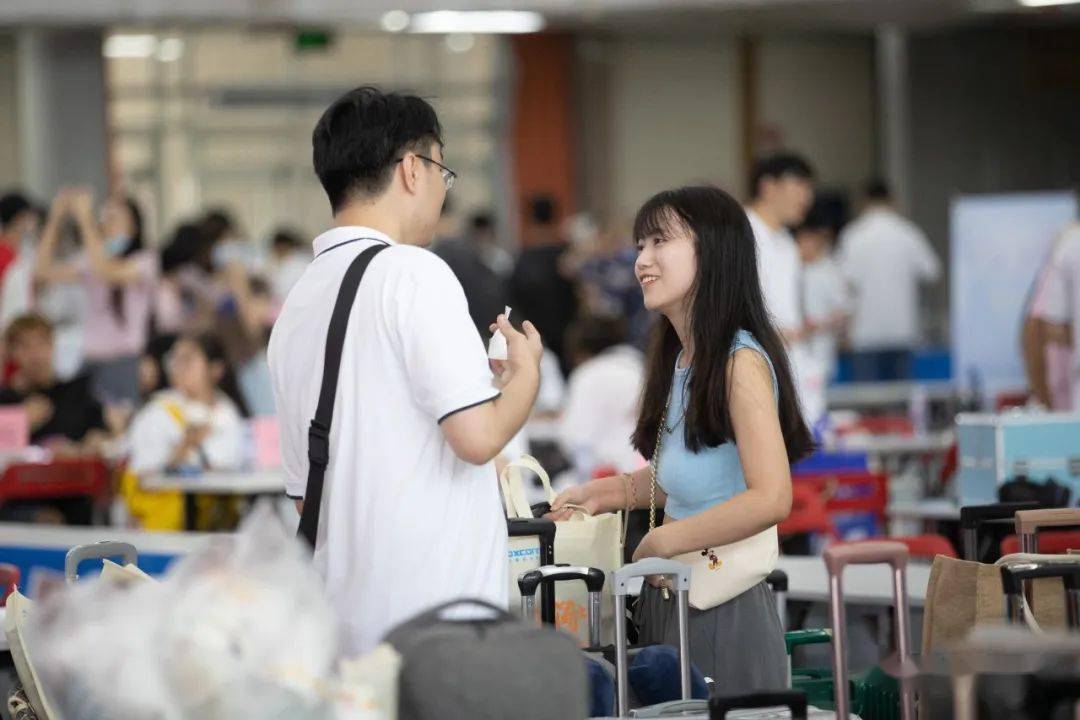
[549,186,812,692]
[35,188,158,406]
[0,191,42,333]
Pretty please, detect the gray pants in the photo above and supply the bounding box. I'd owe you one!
[634,580,788,694]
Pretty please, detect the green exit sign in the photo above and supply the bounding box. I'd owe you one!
[295,30,333,52]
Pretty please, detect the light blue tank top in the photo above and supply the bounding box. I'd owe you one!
[657,329,779,521]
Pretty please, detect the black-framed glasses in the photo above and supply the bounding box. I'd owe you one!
[396,154,457,191]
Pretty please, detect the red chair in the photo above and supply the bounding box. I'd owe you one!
[0,459,111,522]
[1000,530,1080,556]
[891,534,958,560]
[0,563,19,606]
[779,482,833,537]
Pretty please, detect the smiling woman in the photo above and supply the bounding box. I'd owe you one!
[551,184,812,693]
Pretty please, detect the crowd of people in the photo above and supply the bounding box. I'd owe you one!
[0,142,948,529]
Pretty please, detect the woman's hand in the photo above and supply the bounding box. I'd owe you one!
[632,525,672,564]
[546,481,604,521]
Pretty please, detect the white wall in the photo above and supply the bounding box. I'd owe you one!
[757,35,876,195]
[605,37,743,219]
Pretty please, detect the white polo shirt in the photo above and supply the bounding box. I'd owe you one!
[746,209,802,333]
[837,207,941,350]
[268,226,507,656]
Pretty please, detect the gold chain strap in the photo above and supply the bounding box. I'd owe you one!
[648,394,672,533]
[649,394,673,600]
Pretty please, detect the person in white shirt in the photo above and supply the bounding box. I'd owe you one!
[122,334,246,531]
[1027,222,1080,410]
[558,316,645,479]
[837,180,940,381]
[745,153,825,423]
[795,211,849,383]
[268,86,543,656]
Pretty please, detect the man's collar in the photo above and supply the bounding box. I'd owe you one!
[312,226,397,256]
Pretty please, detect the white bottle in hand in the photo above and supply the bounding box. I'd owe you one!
[487,306,511,360]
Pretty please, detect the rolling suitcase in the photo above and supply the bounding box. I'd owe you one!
[823,541,916,720]
[999,559,1080,628]
[509,517,558,624]
[958,501,1041,562]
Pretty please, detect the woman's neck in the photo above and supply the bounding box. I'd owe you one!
[667,308,694,369]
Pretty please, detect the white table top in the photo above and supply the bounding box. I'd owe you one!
[887,498,961,521]
[829,430,955,457]
[0,522,216,553]
[826,381,959,410]
[140,470,286,495]
[776,554,930,607]
[627,554,930,607]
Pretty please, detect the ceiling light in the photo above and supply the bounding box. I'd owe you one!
[1018,0,1080,5]
[380,10,410,33]
[103,34,158,59]
[408,11,545,34]
[156,38,184,62]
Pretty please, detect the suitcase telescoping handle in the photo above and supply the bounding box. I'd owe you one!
[611,558,692,719]
[999,562,1080,628]
[1015,508,1080,553]
[766,568,789,630]
[959,501,1041,561]
[823,541,915,720]
[709,689,809,720]
[518,565,605,648]
[65,541,138,583]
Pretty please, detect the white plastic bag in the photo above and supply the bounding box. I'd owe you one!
[25,501,348,720]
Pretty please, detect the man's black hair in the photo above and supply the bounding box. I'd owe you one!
[865,178,891,202]
[0,191,32,230]
[469,212,493,232]
[529,195,556,226]
[796,206,833,236]
[271,227,304,250]
[749,153,815,200]
[312,86,443,214]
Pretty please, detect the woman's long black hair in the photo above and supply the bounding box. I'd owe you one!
[109,197,146,323]
[629,185,814,464]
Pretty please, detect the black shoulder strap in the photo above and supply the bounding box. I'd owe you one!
[298,242,389,549]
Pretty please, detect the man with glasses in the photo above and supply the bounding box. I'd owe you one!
[269,86,543,655]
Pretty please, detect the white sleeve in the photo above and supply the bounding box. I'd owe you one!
[910,227,941,282]
[202,402,245,471]
[393,254,499,422]
[268,331,306,499]
[127,403,182,475]
[1034,253,1071,324]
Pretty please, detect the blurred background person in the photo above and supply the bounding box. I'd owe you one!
[557,315,644,480]
[266,227,310,307]
[838,179,941,382]
[567,214,651,351]
[745,153,826,423]
[795,208,849,383]
[121,333,246,530]
[0,313,108,454]
[1025,221,1080,411]
[35,188,157,407]
[0,191,41,332]
[509,195,579,374]
[433,209,509,339]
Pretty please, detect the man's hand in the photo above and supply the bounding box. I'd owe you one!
[488,314,542,383]
[68,188,96,223]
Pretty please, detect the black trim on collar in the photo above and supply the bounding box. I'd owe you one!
[315,237,390,258]
[437,392,501,424]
